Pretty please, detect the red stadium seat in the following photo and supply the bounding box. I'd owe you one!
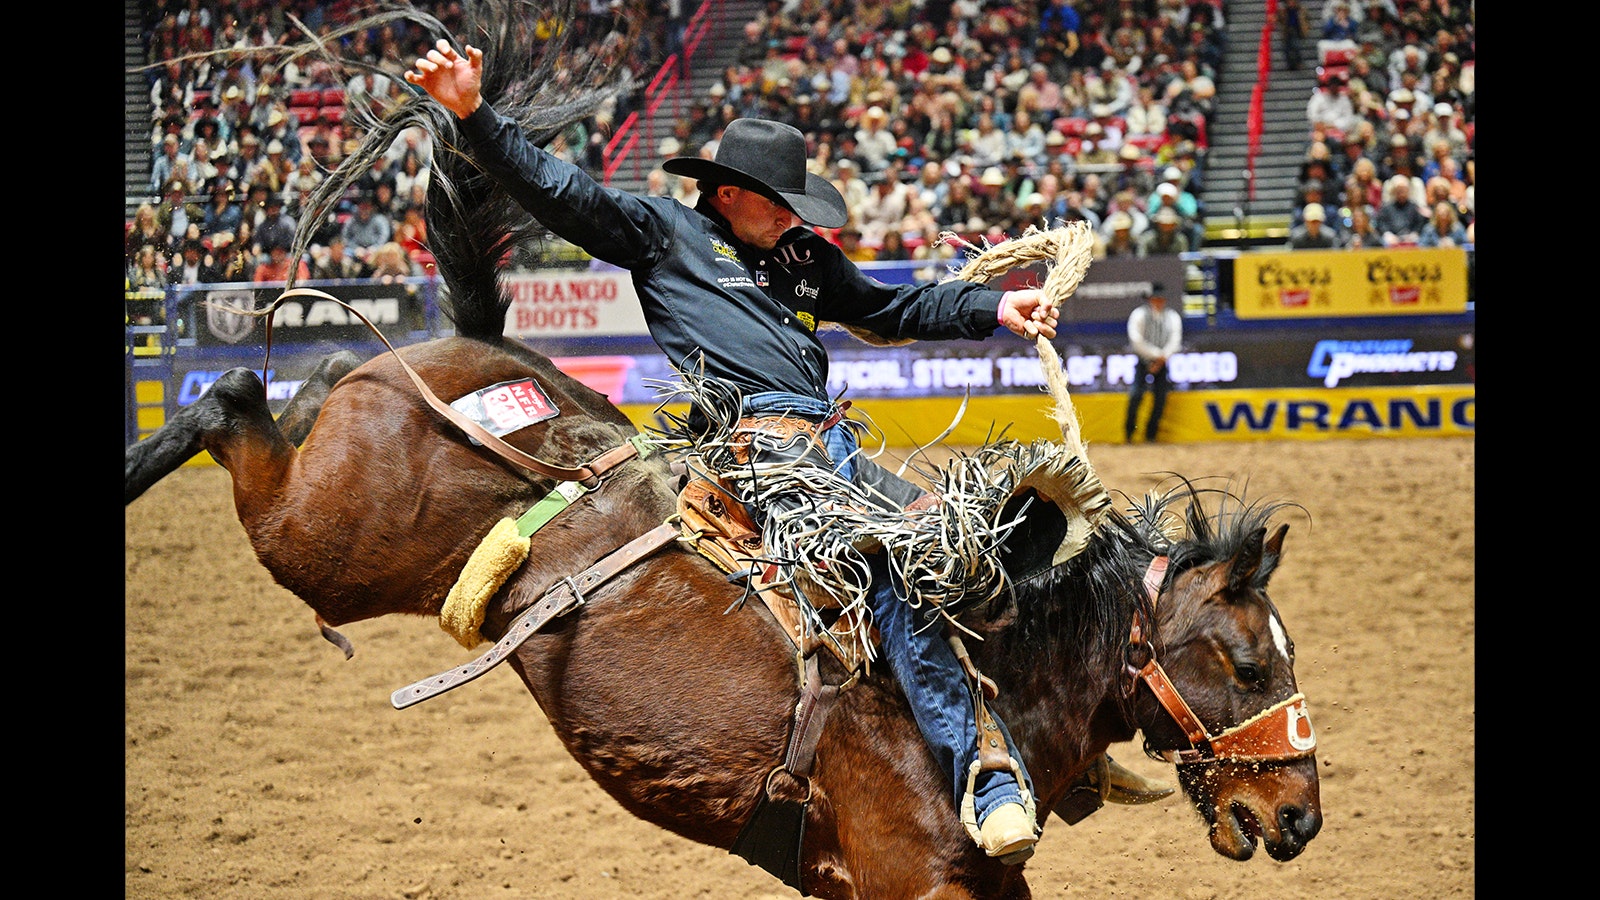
[321,88,345,107]
[1322,46,1356,67]
[290,89,322,107]
[291,105,321,126]
[1054,117,1088,137]
[320,105,345,124]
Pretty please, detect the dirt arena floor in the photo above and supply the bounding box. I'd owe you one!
[125,435,1475,899]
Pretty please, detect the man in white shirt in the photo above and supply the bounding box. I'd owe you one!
[1124,283,1183,443]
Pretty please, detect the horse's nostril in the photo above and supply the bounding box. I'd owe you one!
[1281,804,1322,842]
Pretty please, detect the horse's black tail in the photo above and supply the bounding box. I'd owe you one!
[286,0,641,342]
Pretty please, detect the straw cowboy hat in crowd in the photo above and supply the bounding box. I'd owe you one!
[662,118,849,228]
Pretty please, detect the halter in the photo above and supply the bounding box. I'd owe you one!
[1127,556,1317,766]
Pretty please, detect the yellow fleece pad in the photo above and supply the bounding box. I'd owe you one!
[439,517,531,648]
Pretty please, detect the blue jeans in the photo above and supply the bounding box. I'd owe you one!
[740,392,1028,823]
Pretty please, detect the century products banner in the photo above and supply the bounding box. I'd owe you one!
[1231,246,1469,318]
[188,281,427,346]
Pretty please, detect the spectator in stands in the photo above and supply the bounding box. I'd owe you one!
[228,133,264,185]
[1379,132,1420,184]
[311,233,371,280]
[936,175,980,232]
[150,132,187,196]
[1076,122,1119,168]
[1039,0,1083,61]
[128,202,166,264]
[911,159,951,216]
[1125,83,1169,139]
[342,192,395,262]
[858,173,912,247]
[1015,63,1065,128]
[1421,104,1469,162]
[1102,211,1141,258]
[395,201,430,259]
[1280,0,1308,70]
[128,243,169,292]
[252,239,310,284]
[186,138,221,192]
[835,225,877,262]
[1344,154,1384,209]
[1004,110,1048,167]
[968,112,1009,170]
[156,179,203,254]
[201,231,243,282]
[1303,139,1344,186]
[1320,1,1360,49]
[1289,202,1339,249]
[252,193,298,262]
[170,230,222,286]
[856,106,898,174]
[1345,51,1387,99]
[1124,283,1182,444]
[393,148,432,200]
[1296,169,1339,219]
[1373,174,1428,245]
[831,158,870,223]
[873,227,911,261]
[261,106,303,166]
[368,241,421,283]
[1140,207,1190,255]
[1307,70,1357,135]
[1418,200,1466,248]
[1342,204,1381,248]
[1085,59,1134,117]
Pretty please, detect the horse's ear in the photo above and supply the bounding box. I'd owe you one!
[1229,523,1290,594]
[1227,526,1269,594]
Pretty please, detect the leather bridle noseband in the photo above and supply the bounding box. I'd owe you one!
[1126,556,1317,766]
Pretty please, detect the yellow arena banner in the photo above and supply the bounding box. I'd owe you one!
[1233,247,1469,319]
[621,384,1474,447]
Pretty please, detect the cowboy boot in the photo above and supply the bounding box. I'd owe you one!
[1092,752,1174,805]
[1051,752,1174,825]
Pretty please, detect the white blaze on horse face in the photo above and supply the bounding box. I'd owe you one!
[1269,611,1291,664]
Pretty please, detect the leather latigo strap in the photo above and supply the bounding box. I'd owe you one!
[271,288,640,487]
[391,522,680,709]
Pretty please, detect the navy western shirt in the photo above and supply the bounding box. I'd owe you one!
[460,103,1009,400]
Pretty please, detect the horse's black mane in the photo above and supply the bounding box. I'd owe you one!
[997,477,1303,722]
[275,0,641,340]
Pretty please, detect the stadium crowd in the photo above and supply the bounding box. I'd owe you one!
[128,0,1473,291]
[1289,0,1473,249]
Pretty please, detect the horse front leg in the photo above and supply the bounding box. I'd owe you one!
[124,351,361,505]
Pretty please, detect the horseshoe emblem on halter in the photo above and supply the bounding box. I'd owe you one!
[1285,697,1316,752]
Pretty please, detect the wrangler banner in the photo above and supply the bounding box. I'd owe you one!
[1232,247,1468,319]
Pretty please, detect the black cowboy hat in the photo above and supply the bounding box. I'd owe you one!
[662,118,848,228]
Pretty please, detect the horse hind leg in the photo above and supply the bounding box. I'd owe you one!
[268,350,361,445]
[123,351,361,505]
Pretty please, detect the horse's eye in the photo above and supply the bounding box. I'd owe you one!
[1235,662,1264,688]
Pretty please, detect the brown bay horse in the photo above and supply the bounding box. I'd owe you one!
[124,3,1321,895]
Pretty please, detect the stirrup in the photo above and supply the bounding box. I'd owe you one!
[1093,753,1174,805]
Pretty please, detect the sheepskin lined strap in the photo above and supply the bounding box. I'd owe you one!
[392,522,681,709]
